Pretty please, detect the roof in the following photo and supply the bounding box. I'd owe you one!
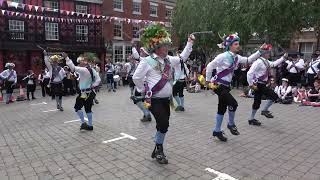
[74,0,103,4]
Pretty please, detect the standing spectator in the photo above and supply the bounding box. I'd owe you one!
[306,53,320,88]
[105,59,115,92]
[0,63,17,104]
[63,66,75,96]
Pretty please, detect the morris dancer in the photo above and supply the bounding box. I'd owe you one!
[0,63,17,104]
[44,51,66,111]
[133,25,194,164]
[247,45,287,126]
[65,53,101,131]
[131,43,152,122]
[206,33,263,142]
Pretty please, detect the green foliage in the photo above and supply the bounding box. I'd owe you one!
[172,0,320,57]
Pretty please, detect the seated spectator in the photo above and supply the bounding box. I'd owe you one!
[189,80,201,93]
[267,77,277,91]
[307,79,320,102]
[294,87,307,103]
[275,78,293,104]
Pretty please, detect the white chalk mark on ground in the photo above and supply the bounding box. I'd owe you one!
[205,168,238,180]
[102,133,137,144]
[42,109,59,113]
[30,102,47,106]
[64,118,88,124]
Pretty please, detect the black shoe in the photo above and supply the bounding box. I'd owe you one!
[140,115,152,122]
[261,111,274,118]
[32,97,36,100]
[86,126,93,131]
[27,98,30,101]
[248,119,262,126]
[227,124,240,135]
[80,122,88,130]
[113,89,116,92]
[59,106,64,111]
[151,144,168,164]
[94,99,99,104]
[212,131,227,142]
[180,106,185,111]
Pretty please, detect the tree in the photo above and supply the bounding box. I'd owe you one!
[172,0,319,58]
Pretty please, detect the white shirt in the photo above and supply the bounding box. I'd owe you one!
[206,51,261,82]
[132,47,140,60]
[286,59,304,73]
[133,42,193,98]
[44,55,66,83]
[174,62,189,80]
[0,69,17,83]
[66,58,101,90]
[275,85,292,98]
[247,56,285,86]
[307,58,320,74]
[125,62,137,76]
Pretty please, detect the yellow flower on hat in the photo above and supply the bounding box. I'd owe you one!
[49,55,63,63]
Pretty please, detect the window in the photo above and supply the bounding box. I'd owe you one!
[113,0,123,11]
[43,0,59,11]
[76,25,88,42]
[75,4,88,14]
[8,20,24,40]
[132,24,140,39]
[299,42,314,60]
[132,1,141,14]
[114,46,123,62]
[45,22,59,40]
[113,22,122,39]
[150,3,158,17]
[165,9,172,19]
[125,46,132,59]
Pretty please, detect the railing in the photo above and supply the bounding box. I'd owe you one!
[0,31,105,49]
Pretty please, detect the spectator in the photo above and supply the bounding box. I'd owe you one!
[307,79,320,102]
[105,59,115,92]
[275,78,293,104]
[22,70,36,100]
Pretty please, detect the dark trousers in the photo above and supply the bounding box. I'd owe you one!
[74,91,96,113]
[40,79,50,97]
[173,80,186,97]
[51,83,63,100]
[307,74,316,88]
[214,85,238,115]
[150,98,170,133]
[26,84,36,99]
[252,83,278,110]
[63,79,74,95]
[4,81,14,94]
[288,73,300,86]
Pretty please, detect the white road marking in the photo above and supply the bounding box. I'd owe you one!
[30,102,47,106]
[102,133,137,144]
[64,118,88,124]
[42,109,59,113]
[205,168,238,180]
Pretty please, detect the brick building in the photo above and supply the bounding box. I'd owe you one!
[0,0,105,77]
[289,28,320,60]
[102,0,176,63]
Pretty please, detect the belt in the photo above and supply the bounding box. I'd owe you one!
[80,88,92,93]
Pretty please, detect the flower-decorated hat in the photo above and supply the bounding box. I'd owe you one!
[141,24,172,52]
[260,44,273,55]
[217,33,240,51]
[49,55,63,63]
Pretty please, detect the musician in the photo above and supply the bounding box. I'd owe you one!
[23,70,36,100]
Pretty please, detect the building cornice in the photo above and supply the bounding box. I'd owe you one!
[74,0,103,4]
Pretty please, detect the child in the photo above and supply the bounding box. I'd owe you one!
[294,87,307,103]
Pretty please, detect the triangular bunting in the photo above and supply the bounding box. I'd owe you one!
[21,4,26,9]
[34,6,39,12]
[28,5,33,10]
